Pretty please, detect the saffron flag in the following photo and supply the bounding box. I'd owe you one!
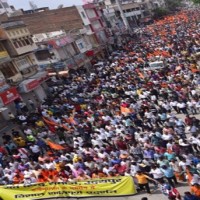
[43,117,58,126]
[47,141,65,150]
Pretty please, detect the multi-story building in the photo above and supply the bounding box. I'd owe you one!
[0,39,21,123]
[103,0,145,27]
[0,21,38,80]
[33,30,93,74]
[76,3,111,62]
[0,20,49,119]
[0,5,108,67]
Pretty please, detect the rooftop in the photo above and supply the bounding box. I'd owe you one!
[1,20,26,29]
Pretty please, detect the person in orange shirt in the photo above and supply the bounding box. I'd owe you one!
[40,168,49,180]
[91,170,106,179]
[48,168,58,178]
[37,174,48,183]
[191,184,200,197]
[76,171,90,181]
[13,173,24,184]
[134,171,158,194]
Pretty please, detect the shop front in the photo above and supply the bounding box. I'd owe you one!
[18,71,49,105]
[0,87,21,121]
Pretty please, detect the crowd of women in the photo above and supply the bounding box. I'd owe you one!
[0,8,200,200]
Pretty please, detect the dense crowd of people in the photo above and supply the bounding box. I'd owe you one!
[0,8,200,199]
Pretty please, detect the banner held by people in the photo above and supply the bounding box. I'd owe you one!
[0,176,136,200]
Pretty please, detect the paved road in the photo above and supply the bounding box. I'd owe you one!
[52,183,189,200]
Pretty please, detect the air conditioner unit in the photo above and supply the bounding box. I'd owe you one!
[7,73,23,83]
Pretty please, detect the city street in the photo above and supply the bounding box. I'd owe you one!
[55,183,189,200]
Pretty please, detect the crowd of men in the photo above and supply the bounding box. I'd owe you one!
[0,8,200,199]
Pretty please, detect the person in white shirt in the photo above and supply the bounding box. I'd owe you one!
[29,144,40,162]
[177,102,188,114]
[150,165,164,182]
[170,101,178,113]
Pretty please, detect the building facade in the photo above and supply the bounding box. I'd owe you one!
[0,20,49,121]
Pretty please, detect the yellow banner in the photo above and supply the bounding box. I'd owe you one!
[0,176,136,200]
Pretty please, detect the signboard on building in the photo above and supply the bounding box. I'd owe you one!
[26,79,40,92]
[48,36,74,49]
[0,87,20,106]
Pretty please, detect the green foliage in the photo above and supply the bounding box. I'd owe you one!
[165,0,183,11]
[191,0,200,4]
[153,7,169,19]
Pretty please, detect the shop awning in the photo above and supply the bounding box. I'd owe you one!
[19,71,49,93]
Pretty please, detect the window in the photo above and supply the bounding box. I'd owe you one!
[20,68,32,75]
[25,37,31,45]
[12,39,19,48]
[1,63,18,78]
[8,32,12,37]
[77,43,84,50]
[12,31,16,36]
[15,58,30,71]
[13,41,19,48]
[81,11,86,18]
[20,29,24,34]
[0,43,5,51]
[16,30,20,35]
[28,38,33,44]
[17,40,23,47]
[0,3,3,9]
[20,39,27,46]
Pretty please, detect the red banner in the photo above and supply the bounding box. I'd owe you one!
[0,87,20,105]
[26,79,39,92]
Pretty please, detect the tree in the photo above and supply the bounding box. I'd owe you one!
[153,8,169,19]
[165,0,183,11]
[191,0,200,4]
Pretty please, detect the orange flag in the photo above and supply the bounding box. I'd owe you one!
[47,141,65,150]
[138,72,145,79]
[120,106,131,114]
[43,117,58,126]
[191,68,199,73]
[62,124,71,131]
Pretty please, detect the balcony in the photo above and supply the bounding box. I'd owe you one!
[15,43,38,56]
[89,16,101,22]
[124,10,142,17]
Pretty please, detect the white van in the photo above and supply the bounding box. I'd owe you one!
[144,61,164,71]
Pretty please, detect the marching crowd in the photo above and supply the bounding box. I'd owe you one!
[0,8,200,200]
